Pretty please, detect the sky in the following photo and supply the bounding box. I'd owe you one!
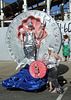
[3,0,69,13]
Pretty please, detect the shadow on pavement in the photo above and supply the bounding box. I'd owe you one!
[6,85,47,93]
[57,64,69,87]
[58,64,69,75]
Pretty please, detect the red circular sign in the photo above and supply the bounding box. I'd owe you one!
[29,60,47,78]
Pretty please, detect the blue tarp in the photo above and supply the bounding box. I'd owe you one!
[3,0,17,3]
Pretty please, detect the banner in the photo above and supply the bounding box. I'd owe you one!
[57,21,71,35]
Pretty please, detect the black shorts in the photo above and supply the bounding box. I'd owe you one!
[48,67,58,82]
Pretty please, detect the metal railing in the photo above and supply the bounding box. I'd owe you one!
[0,5,70,27]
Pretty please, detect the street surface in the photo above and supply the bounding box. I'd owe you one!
[0,61,71,100]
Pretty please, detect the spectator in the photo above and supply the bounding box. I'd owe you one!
[62,33,70,62]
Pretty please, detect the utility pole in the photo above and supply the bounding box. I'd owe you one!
[69,0,71,19]
[1,0,4,27]
[23,0,28,12]
[60,3,64,21]
[47,0,51,15]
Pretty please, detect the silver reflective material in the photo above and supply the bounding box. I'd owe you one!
[24,31,35,59]
[28,22,33,27]
[25,32,35,45]
[6,10,61,65]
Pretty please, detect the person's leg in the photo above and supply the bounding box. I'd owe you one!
[51,88,56,93]
[67,55,69,62]
[51,67,58,93]
[51,67,63,93]
[49,81,53,92]
[67,44,70,62]
[63,56,65,62]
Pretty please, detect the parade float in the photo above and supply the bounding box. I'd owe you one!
[2,10,61,91]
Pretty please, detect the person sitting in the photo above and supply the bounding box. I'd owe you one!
[42,45,63,93]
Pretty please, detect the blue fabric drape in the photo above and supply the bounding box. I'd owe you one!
[2,65,48,90]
